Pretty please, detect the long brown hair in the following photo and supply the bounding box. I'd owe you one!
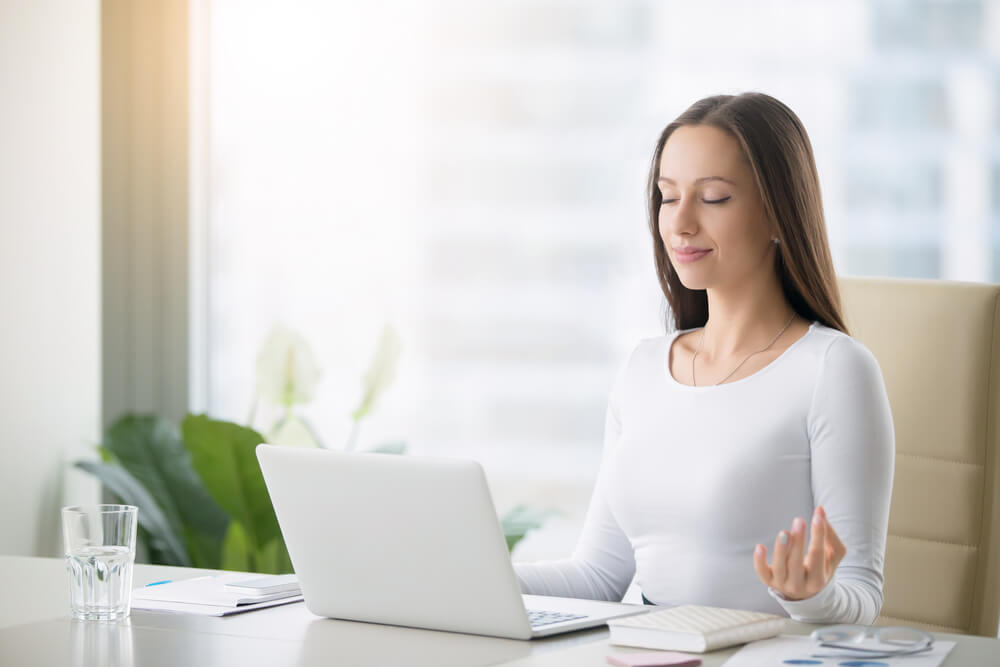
[647,93,848,334]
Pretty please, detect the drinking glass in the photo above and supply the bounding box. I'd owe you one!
[61,505,138,621]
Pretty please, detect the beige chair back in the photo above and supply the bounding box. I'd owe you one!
[838,276,1000,636]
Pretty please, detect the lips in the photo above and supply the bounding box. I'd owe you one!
[673,247,712,264]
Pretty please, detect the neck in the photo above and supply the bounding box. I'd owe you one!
[699,270,795,361]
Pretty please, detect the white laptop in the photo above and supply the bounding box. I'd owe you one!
[256,444,646,639]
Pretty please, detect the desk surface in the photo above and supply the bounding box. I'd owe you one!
[0,555,995,666]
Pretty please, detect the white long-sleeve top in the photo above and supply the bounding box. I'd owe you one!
[514,322,895,624]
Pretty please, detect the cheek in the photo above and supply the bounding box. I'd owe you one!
[657,210,668,240]
[717,208,765,250]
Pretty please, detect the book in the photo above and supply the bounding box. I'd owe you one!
[607,605,786,653]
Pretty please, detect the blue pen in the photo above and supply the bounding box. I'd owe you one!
[145,579,172,587]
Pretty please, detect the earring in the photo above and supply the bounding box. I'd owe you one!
[772,237,780,245]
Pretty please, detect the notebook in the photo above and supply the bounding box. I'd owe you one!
[607,605,786,653]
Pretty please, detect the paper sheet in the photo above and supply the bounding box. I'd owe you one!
[132,595,304,617]
[723,634,955,667]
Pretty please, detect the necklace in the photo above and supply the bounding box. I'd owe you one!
[691,312,796,386]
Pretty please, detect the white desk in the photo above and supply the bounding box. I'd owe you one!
[1,556,996,666]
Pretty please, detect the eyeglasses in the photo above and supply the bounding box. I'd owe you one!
[809,624,934,660]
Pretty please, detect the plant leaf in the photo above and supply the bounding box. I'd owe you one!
[253,537,294,574]
[73,460,190,566]
[255,326,321,407]
[351,325,402,421]
[182,415,283,560]
[220,521,250,572]
[101,415,230,569]
[254,539,278,575]
[277,538,293,573]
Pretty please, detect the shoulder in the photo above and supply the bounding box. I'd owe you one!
[607,333,682,403]
[805,324,889,407]
[613,335,670,390]
[804,325,895,448]
[631,328,698,357]
[623,329,698,374]
[625,333,675,366]
[807,324,883,377]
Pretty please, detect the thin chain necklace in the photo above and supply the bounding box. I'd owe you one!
[691,312,796,387]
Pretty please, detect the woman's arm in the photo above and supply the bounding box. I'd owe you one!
[767,334,895,623]
[513,366,636,601]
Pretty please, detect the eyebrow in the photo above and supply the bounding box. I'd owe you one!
[657,176,736,186]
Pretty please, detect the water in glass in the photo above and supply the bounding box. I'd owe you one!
[66,545,134,621]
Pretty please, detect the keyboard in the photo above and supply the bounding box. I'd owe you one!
[526,609,588,628]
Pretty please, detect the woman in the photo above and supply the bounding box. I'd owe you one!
[514,93,895,625]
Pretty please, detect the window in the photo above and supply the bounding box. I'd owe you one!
[197,0,1000,559]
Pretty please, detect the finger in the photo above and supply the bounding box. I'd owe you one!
[771,530,790,584]
[753,544,773,585]
[785,517,807,591]
[825,517,847,571]
[818,507,848,574]
[804,508,826,582]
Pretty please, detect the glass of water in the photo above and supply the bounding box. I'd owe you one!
[61,505,138,621]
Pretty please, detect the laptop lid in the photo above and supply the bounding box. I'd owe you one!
[256,445,535,639]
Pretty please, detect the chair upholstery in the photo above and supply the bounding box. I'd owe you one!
[838,276,1000,637]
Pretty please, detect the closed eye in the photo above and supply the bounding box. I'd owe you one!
[659,196,731,206]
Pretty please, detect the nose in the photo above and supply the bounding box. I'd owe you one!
[660,195,698,242]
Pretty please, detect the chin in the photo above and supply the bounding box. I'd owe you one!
[672,267,712,292]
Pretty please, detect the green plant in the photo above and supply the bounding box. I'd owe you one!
[183,415,292,573]
[77,414,291,573]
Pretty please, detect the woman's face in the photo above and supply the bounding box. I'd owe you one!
[657,124,776,292]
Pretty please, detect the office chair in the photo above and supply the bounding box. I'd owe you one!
[839,276,1000,637]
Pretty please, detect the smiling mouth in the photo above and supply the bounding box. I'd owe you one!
[673,248,712,263]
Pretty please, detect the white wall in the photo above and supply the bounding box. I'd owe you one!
[0,0,101,556]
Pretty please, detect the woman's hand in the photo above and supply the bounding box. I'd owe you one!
[752,505,847,601]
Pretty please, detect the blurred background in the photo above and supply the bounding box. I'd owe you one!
[2,0,999,563]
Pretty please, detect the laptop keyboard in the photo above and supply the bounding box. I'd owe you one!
[526,609,589,628]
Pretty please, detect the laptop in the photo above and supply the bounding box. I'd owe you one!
[256,444,646,639]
